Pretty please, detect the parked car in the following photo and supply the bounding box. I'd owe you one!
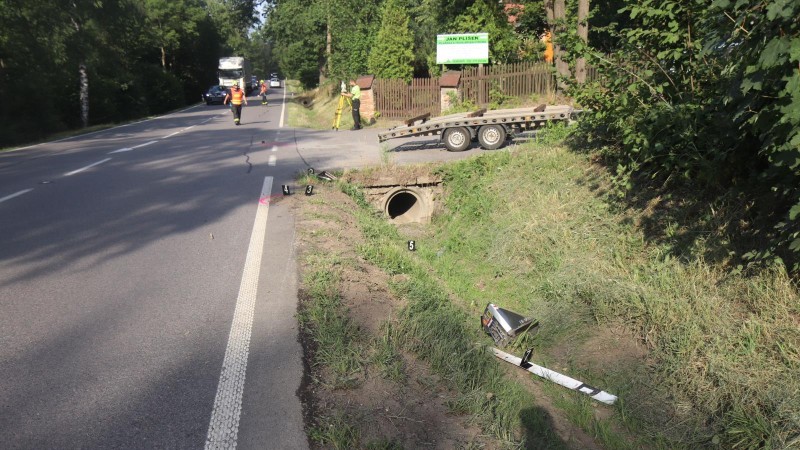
[269,77,281,88]
[203,85,227,105]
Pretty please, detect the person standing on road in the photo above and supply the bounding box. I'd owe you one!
[224,82,248,125]
[259,80,268,105]
[342,79,361,130]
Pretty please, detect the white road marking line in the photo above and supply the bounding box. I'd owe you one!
[162,131,180,139]
[205,176,273,450]
[108,147,133,154]
[279,87,286,128]
[8,104,205,152]
[64,158,112,176]
[271,145,277,152]
[132,140,157,149]
[268,154,277,166]
[184,125,197,131]
[0,189,33,204]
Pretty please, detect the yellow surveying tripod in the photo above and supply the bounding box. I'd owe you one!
[332,81,352,130]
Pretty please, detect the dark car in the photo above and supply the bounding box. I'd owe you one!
[203,85,227,105]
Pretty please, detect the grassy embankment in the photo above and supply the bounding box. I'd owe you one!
[284,80,369,131]
[292,87,799,448]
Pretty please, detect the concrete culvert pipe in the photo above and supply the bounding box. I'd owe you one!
[385,189,427,224]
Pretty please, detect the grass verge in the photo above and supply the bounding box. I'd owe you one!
[331,128,799,448]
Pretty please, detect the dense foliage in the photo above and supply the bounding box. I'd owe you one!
[0,0,258,148]
[565,0,800,273]
[263,0,551,87]
[367,0,414,82]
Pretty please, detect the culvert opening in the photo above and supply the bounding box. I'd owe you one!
[386,190,424,223]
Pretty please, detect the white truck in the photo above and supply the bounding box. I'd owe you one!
[218,57,252,93]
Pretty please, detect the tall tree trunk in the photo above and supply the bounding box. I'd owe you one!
[320,15,331,84]
[544,0,554,23]
[79,62,89,128]
[553,0,570,87]
[576,0,589,84]
[161,46,167,71]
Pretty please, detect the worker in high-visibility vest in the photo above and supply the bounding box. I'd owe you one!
[542,31,554,64]
[342,79,362,130]
[259,80,268,105]
[223,82,248,125]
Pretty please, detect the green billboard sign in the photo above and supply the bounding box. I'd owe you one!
[436,33,489,64]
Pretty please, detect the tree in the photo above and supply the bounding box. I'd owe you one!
[367,0,414,81]
[544,0,570,85]
[326,0,382,83]
[449,0,520,63]
[143,0,205,71]
[265,0,325,87]
[575,0,589,83]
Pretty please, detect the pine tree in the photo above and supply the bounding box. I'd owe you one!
[367,0,414,82]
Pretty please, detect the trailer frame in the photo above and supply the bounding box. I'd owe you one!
[377,105,578,152]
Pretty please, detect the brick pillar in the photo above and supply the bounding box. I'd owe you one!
[356,75,376,123]
[439,71,461,113]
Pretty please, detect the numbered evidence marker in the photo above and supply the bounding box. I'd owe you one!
[307,168,315,175]
[408,240,416,251]
[282,185,291,195]
[305,185,314,196]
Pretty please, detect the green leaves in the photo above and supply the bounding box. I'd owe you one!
[367,0,414,82]
[571,0,800,275]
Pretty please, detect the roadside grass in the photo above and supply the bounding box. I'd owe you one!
[336,183,576,448]
[285,82,359,131]
[308,412,361,449]
[425,146,799,447]
[298,250,409,448]
[298,253,366,389]
[333,128,800,448]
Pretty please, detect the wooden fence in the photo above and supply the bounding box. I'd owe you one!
[460,61,555,106]
[370,61,604,119]
[373,78,440,120]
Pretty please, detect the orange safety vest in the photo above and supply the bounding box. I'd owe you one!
[230,88,245,105]
[542,31,554,64]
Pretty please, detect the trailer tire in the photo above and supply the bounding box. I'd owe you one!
[478,124,507,150]
[443,127,471,152]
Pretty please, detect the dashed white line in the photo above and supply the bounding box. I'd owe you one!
[162,131,180,139]
[132,140,157,149]
[108,147,133,154]
[64,158,112,176]
[270,145,277,152]
[0,189,33,204]
[268,154,277,166]
[205,176,273,449]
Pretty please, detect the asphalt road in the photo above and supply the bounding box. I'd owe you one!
[0,88,313,449]
[0,85,497,449]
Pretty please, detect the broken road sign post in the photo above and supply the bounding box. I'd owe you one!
[481,303,618,405]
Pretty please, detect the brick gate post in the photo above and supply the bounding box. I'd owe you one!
[440,71,461,113]
[356,75,375,123]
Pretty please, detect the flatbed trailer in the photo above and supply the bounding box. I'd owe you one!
[377,105,578,152]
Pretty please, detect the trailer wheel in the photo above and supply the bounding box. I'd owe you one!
[478,124,507,150]
[443,127,470,152]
